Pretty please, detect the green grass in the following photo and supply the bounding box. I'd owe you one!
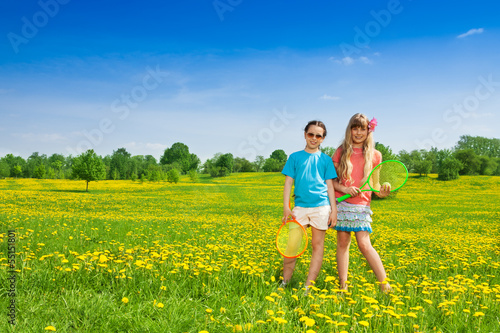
[0,174,499,332]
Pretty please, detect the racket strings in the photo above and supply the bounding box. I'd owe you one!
[276,221,307,258]
[377,162,408,190]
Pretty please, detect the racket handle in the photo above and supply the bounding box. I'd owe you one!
[336,193,352,203]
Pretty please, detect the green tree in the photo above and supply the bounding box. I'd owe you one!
[48,153,65,178]
[263,158,281,172]
[414,160,432,177]
[25,152,47,178]
[265,150,287,172]
[494,157,500,176]
[160,142,200,174]
[188,169,199,182]
[2,154,26,178]
[397,150,413,172]
[33,164,46,179]
[253,155,265,172]
[454,149,480,175]
[166,168,180,183]
[147,165,164,182]
[455,135,500,157]
[208,153,234,177]
[46,167,56,179]
[477,155,497,175]
[270,150,287,165]
[13,165,22,178]
[438,157,462,181]
[72,149,106,192]
[321,146,336,157]
[110,148,132,180]
[233,157,254,172]
[0,160,9,178]
[375,143,396,161]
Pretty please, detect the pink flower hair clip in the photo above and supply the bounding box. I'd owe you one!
[368,117,377,132]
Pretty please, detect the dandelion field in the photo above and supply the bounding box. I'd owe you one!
[1,174,499,332]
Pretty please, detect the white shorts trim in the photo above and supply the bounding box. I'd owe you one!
[292,205,331,231]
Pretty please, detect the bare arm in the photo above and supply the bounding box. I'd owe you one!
[333,162,361,197]
[282,176,295,223]
[326,178,337,228]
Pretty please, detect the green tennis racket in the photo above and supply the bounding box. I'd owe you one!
[337,160,408,203]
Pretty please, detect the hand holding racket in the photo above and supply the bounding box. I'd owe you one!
[337,160,408,203]
[276,204,308,259]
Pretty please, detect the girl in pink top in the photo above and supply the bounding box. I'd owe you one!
[332,113,392,292]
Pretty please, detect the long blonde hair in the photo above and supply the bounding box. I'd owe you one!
[337,113,375,185]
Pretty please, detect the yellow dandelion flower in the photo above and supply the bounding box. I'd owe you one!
[156,302,164,308]
[304,318,315,327]
[45,326,56,331]
[358,321,369,327]
[206,309,213,313]
[121,297,129,304]
[407,312,417,318]
[473,312,485,317]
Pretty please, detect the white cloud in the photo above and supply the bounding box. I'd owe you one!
[359,56,373,64]
[342,57,354,65]
[329,56,373,66]
[457,28,484,39]
[320,94,340,101]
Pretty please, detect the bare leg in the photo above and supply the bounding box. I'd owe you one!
[355,231,391,292]
[282,257,296,283]
[304,227,326,287]
[336,231,351,290]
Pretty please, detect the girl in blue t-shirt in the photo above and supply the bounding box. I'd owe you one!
[280,120,338,292]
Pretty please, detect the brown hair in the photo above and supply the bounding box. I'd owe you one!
[337,113,375,185]
[304,120,327,138]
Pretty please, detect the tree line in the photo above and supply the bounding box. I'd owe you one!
[1,135,499,186]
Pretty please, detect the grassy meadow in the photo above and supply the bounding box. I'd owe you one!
[1,173,499,332]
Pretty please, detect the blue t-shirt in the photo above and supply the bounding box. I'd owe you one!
[281,150,337,208]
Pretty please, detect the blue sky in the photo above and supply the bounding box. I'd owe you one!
[1,0,499,162]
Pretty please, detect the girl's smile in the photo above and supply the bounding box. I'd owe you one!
[351,126,368,147]
[304,125,325,152]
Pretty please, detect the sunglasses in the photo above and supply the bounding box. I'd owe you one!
[306,133,323,139]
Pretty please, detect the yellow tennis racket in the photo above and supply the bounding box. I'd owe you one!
[276,206,308,258]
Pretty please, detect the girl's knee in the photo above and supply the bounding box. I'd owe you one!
[311,240,325,253]
[357,241,373,254]
[337,238,351,249]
